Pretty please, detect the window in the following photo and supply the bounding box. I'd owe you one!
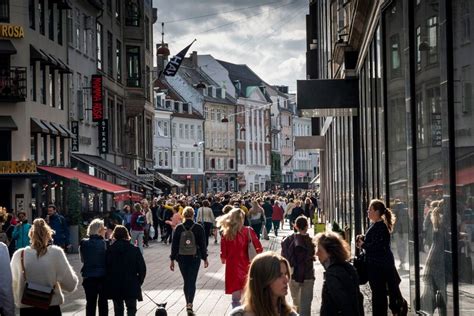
[96,22,103,70]
[172,123,176,137]
[145,66,150,100]
[83,16,88,54]
[461,0,471,43]
[107,31,113,76]
[126,46,140,87]
[66,9,73,44]
[179,123,183,138]
[48,1,54,40]
[39,0,45,34]
[229,159,234,169]
[30,135,37,162]
[0,0,8,23]
[50,136,56,165]
[116,40,122,81]
[29,0,35,29]
[75,9,80,50]
[198,153,201,169]
[184,124,189,139]
[125,0,139,26]
[163,121,169,137]
[427,16,438,64]
[117,102,123,151]
[197,125,202,140]
[57,9,63,45]
[390,34,401,77]
[185,152,189,168]
[210,158,215,169]
[106,0,112,13]
[190,125,194,139]
[57,74,63,110]
[416,26,421,70]
[462,66,472,113]
[115,0,121,22]
[145,16,150,50]
[49,67,55,107]
[30,62,36,101]
[179,151,184,168]
[191,152,195,168]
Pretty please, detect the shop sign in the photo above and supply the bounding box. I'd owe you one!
[91,75,103,122]
[0,161,37,175]
[0,24,25,39]
[186,175,192,179]
[71,121,79,152]
[431,113,442,147]
[301,108,358,117]
[98,119,108,154]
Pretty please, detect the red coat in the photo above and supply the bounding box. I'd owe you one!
[272,204,284,221]
[221,226,263,294]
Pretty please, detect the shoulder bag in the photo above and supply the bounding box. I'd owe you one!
[20,250,55,310]
[247,228,257,261]
[352,250,369,285]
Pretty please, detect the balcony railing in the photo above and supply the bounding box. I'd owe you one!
[0,67,27,102]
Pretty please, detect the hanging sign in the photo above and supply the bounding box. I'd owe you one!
[98,119,108,154]
[91,75,103,122]
[71,121,79,152]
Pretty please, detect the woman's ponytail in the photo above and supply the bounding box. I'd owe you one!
[383,207,396,233]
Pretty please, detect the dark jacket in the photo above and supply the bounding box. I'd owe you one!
[320,261,364,316]
[105,239,146,300]
[290,207,304,222]
[170,219,207,261]
[79,235,107,278]
[49,213,70,246]
[362,221,395,266]
[263,202,273,218]
[281,233,315,282]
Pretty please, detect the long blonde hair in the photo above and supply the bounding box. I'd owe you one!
[216,208,244,240]
[431,200,444,231]
[242,252,293,316]
[29,218,54,257]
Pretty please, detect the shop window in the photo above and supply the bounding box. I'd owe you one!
[126,46,140,87]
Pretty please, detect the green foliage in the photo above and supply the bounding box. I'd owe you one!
[66,178,82,225]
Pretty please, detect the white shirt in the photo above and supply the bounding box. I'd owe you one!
[0,242,14,316]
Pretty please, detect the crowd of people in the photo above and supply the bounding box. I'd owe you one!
[0,191,410,316]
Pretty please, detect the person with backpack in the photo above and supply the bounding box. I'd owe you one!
[170,206,208,315]
[280,216,315,316]
[130,203,146,254]
[315,231,364,316]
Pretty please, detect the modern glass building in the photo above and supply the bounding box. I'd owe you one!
[298,0,474,314]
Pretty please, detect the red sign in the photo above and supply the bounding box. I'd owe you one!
[186,175,192,179]
[91,75,103,122]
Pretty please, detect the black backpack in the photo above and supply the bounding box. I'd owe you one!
[179,224,197,256]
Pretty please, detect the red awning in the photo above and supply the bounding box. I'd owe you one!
[38,166,143,201]
[419,165,474,189]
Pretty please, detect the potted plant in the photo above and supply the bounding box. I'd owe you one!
[66,178,82,253]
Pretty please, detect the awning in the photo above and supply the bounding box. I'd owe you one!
[39,49,57,66]
[58,124,75,138]
[38,166,143,202]
[0,40,17,55]
[40,120,58,135]
[419,166,474,189]
[72,153,156,191]
[0,116,18,131]
[310,174,320,185]
[30,45,48,62]
[155,172,185,188]
[56,58,72,74]
[31,118,49,133]
[50,122,68,137]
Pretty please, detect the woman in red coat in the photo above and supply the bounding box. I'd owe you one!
[217,208,263,309]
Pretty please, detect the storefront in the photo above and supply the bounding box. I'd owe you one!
[300,0,474,313]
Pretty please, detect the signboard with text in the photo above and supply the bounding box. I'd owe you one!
[431,113,442,147]
[91,75,103,122]
[98,119,108,154]
[71,121,79,152]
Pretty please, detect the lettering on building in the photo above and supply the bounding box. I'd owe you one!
[0,24,24,39]
[0,161,37,175]
[71,121,79,152]
[98,119,108,154]
[91,75,103,122]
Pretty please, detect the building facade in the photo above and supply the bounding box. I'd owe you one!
[299,0,474,314]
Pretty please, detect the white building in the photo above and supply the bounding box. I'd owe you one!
[293,116,318,183]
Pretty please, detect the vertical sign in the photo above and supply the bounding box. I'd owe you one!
[98,119,108,154]
[15,194,25,213]
[91,75,103,122]
[71,121,79,152]
[431,113,442,147]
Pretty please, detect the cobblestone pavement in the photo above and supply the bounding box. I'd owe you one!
[60,222,410,315]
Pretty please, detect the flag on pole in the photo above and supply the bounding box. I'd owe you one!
[162,40,196,77]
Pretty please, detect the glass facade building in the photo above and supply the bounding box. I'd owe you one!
[301,0,474,314]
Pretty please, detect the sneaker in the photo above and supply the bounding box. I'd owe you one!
[186,303,194,315]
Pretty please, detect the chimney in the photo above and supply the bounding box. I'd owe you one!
[191,51,198,68]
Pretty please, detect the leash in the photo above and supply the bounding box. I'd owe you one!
[143,291,161,306]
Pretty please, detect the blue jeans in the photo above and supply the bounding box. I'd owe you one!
[177,255,201,304]
[265,218,273,237]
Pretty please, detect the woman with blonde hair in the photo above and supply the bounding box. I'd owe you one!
[356,199,407,316]
[229,252,297,316]
[217,208,263,309]
[247,199,265,239]
[10,218,78,315]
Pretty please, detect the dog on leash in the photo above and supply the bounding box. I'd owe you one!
[155,302,167,316]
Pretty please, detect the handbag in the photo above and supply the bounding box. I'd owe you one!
[247,228,257,261]
[20,250,55,310]
[352,251,369,285]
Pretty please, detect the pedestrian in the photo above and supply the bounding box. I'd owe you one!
[121,205,132,232]
[162,203,173,244]
[356,199,408,316]
[143,200,153,248]
[12,212,31,250]
[151,198,160,240]
[281,216,315,316]
[247,199,265,239]
[217,208,263,309]
[272,200,284,237]
[196,200,215,247]
[79,219,108,316]
[0,241,14,316]
[130,203,146,254]
[315,232,364,316]
[10,218,79,315]
[392,199,408,269]
[289,201,304,232]
[302,198,314,227]
[262,197,273,240]
[170,206,209,315]
[105,225,146,316]
[229,252,297,316]
[45,204,70,251]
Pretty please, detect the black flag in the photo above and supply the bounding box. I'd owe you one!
[162,40,196,77]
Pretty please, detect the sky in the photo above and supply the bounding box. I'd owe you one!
[153,0,308,92]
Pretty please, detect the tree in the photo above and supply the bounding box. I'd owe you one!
[66,178,82,225]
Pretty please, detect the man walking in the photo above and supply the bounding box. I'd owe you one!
[46,204,70,250]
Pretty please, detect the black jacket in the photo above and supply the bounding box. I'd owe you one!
[79,235,107,278]
[170,219,207,261]
[362,221,395,266]
[105,239,146,300]
[320,261,364,316]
